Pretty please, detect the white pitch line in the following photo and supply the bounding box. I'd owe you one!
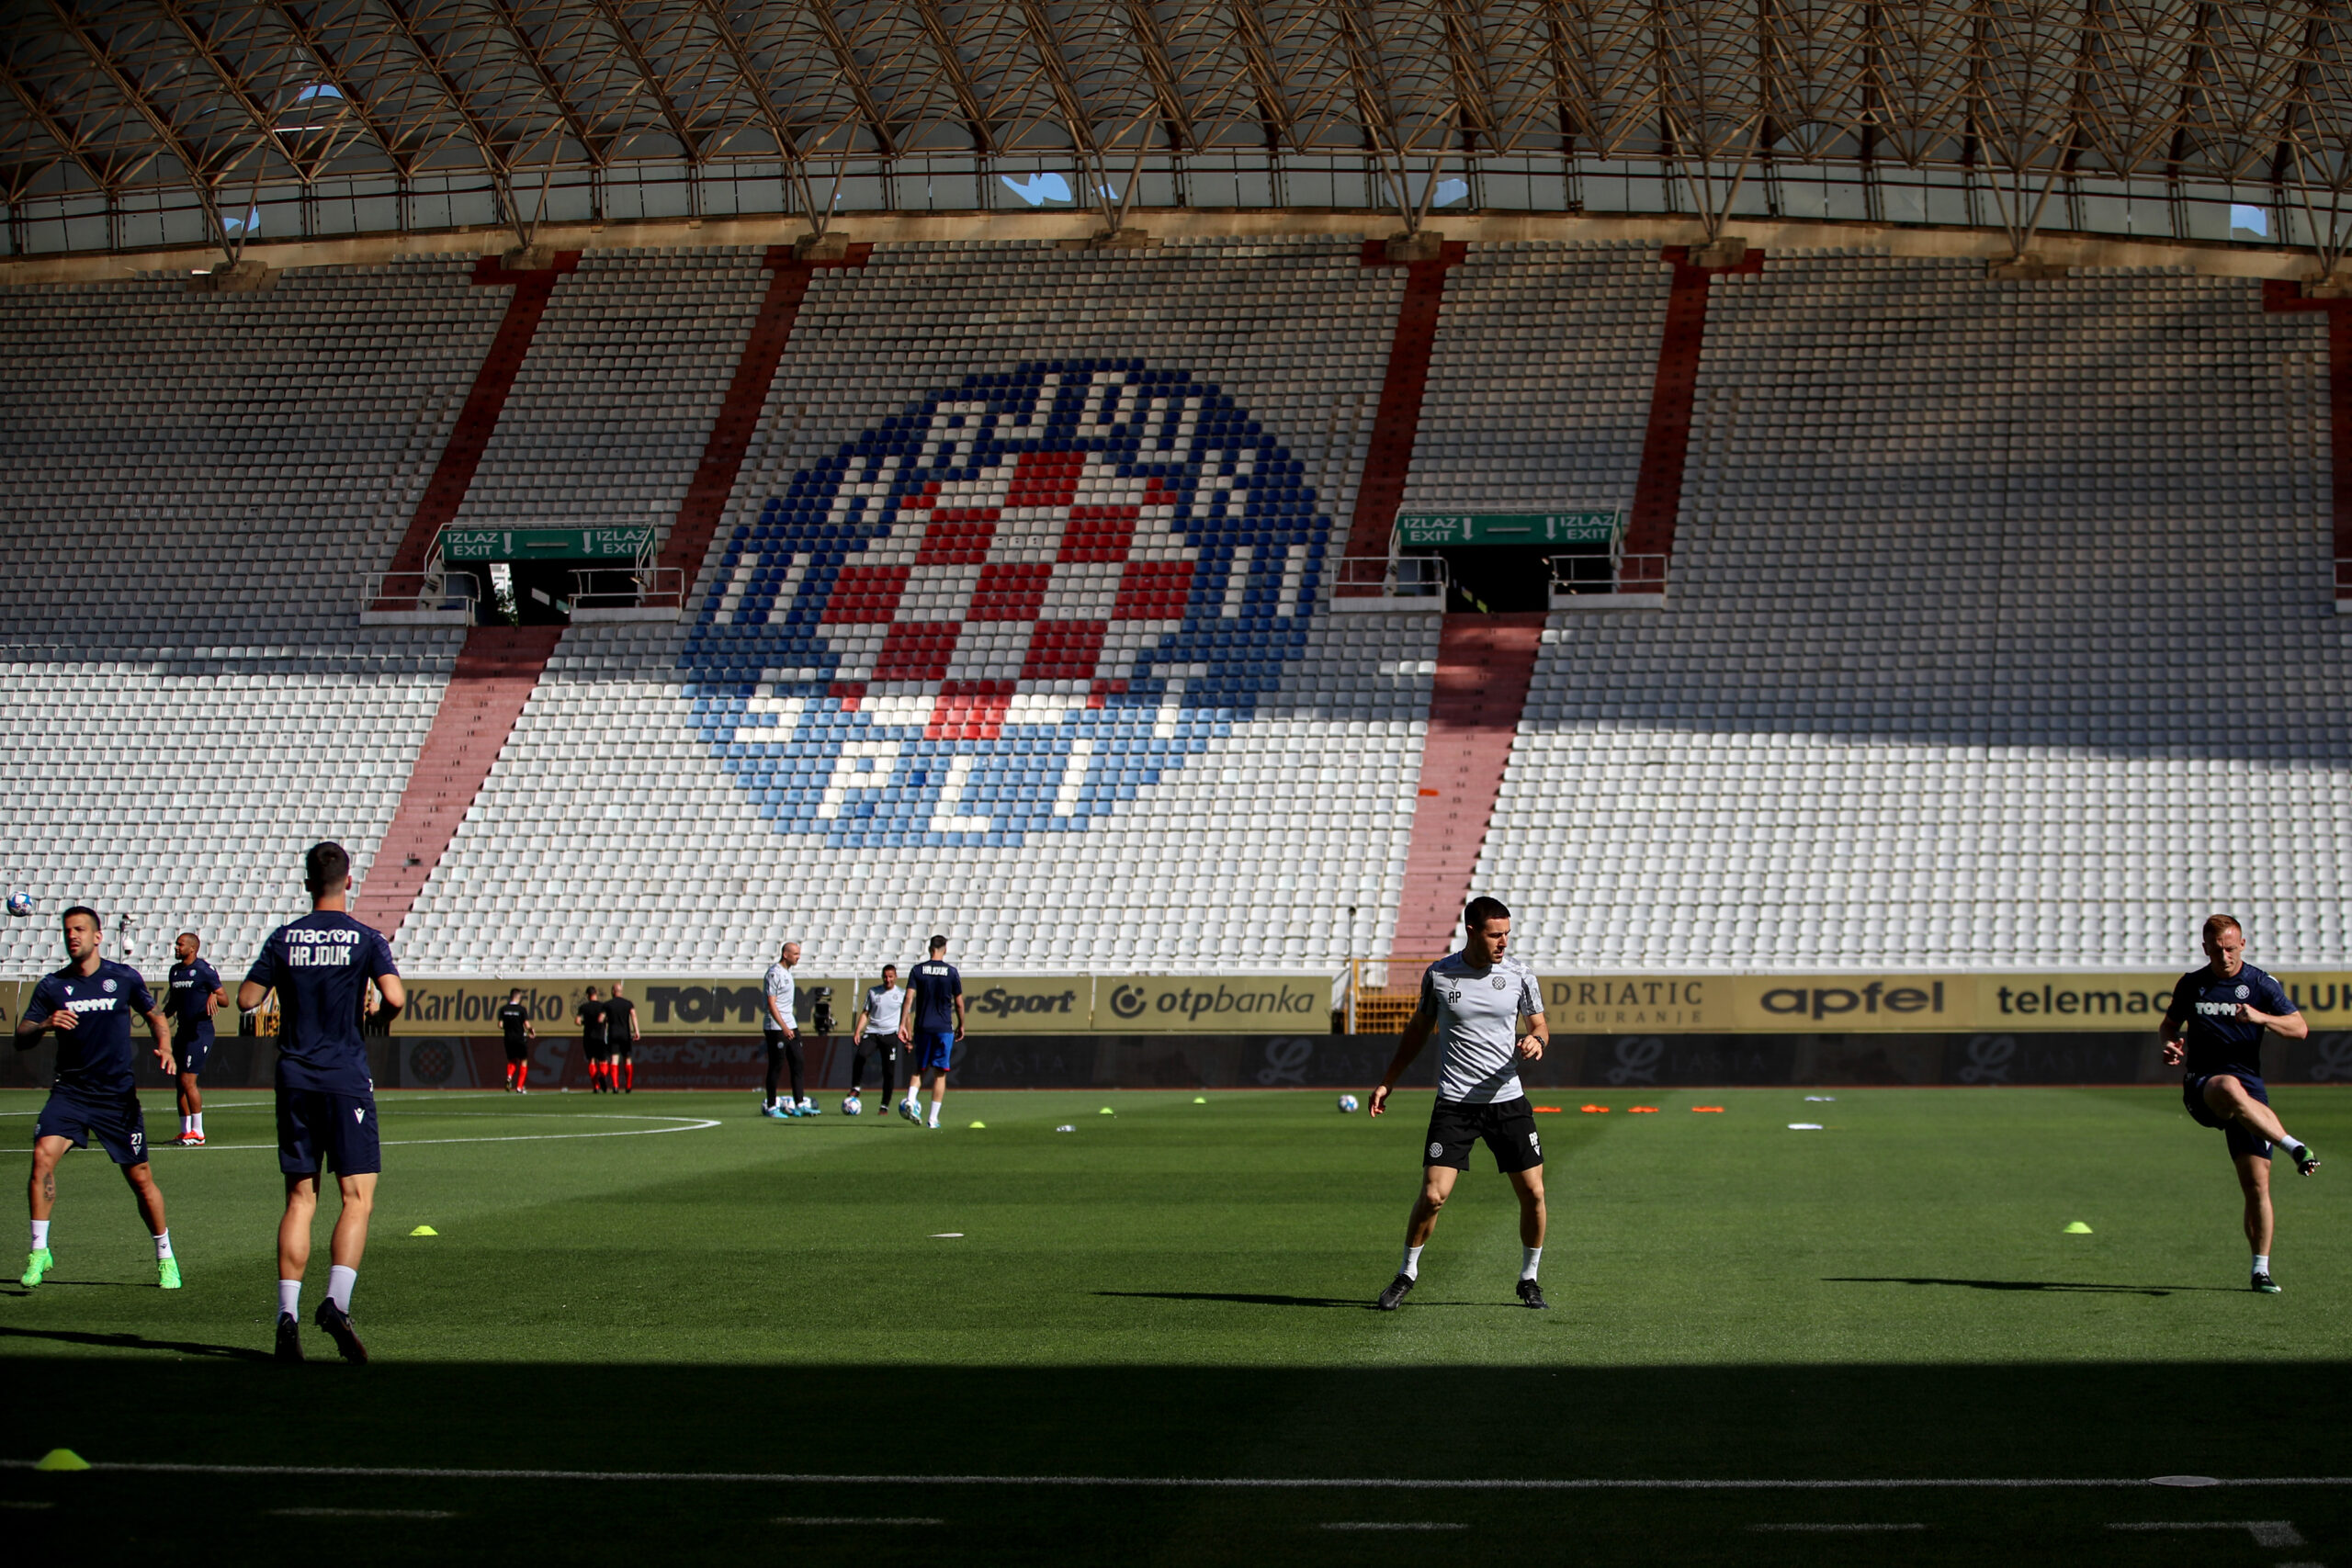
[269,1507,458,1519]
[136,1114,721,1152]
[5,1462,2351,1491]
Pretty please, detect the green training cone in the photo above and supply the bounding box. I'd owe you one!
[2064,1221,2094,1234]
[1099,1107,1115,1115]
[409,1225,438,1236]
[35,1449,90,1472]
[1192,1097,1207,1104]
[968,1122,986,1129]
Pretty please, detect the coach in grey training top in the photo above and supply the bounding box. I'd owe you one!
[1365,895,1552,1312]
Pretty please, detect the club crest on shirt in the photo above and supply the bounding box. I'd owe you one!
[681,361,1333,847]
[2237,985,2250,998]
[1490,975,1507,990]
[102,978,116,993]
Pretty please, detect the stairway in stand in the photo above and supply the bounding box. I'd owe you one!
[1389,613,1548,960]
[353,626,563,938]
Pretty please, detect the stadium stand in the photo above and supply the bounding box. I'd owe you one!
[447,248,769,542]
[1478,254,2350,969]
[392,240,1438,976]
[1392,242,1668,518]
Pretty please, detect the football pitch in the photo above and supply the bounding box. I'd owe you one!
[4,1081,2350,1565]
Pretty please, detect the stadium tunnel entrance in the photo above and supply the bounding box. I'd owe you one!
[1408,540,1611,613]
[441,525,662,626]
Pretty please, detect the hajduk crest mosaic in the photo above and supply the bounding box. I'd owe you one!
[682,362,1330,845]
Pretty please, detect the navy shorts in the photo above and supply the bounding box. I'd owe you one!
[277,1086,383,1178]
[177,1028,212,1076]
[912,1030,955,1073]
[37,1089,151,1167]
[2185,1071,2273,1160]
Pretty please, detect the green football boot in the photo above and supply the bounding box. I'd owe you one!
[20,1247,52,1287]
[158,1256,181,1290]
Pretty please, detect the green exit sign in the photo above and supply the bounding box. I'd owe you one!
[1395,512,1621,547]
[440,526,653,562]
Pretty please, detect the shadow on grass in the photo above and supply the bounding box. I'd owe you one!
[0,1325,272,1359]
[1824,1277,2237,1297]
[1094,1290,1373,1309]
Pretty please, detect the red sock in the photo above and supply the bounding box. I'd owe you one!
[624,1062,635,1091]
[516,1061,529,1089]
[590,1063,605,1090]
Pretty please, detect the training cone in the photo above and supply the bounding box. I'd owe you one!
[968,1121,986,1129]
[409,1225,438,1236]
[2064,1221,2094,1234]
[1099,1107,1115,1115]
[1192,1097,1207,1104]
[35,1449,89,1472]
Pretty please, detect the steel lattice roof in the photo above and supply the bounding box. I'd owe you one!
[5,2,2352,254]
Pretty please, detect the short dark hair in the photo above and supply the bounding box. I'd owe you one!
[1463,896,1510,932]
[583,985,600,998]
[929,934,947,953]
[305,841,351,894]
[61,905,100,931]
[510,987,524,999]
[177,931,199,949]
[881,964,898,976]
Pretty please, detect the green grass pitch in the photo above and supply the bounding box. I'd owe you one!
[5,1081,2351,1564]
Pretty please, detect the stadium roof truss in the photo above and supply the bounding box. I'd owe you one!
[5,1,2352,265]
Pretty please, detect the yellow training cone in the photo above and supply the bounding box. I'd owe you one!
[2064,1221,2094,1234]
[35,1449,90,1472]
[1192,1097,1207,1104]
[967,1122,986,1129]
[1099,1107,1115,1115]
[409,1225,438,1237]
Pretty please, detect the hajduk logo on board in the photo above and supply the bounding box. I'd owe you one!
[682,362,1331,845]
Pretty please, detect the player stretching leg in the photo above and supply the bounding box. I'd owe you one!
[762,942,801,1117]
[240,843,402,1361]
[845,964,903,1115]
[899,936,964,1130]
[1367,897,1550,1311]
[496,988,535,1091]
[15,907,178,1288]
[2160,913,2318,1293]
[164,931,224,1145]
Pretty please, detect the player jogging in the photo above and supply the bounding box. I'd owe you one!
[239,842,402,1362]
[846,964,903,1116]
[605,982,639,1093]
[898,936,964,1130]
[578,985,609,1092]
[164,931,224,1145]
[2160,913,2319,1293]
[497,988,535,1092]
[763,942,806,1118]
[14,906,178,1289]
[1367,896,1551,1311]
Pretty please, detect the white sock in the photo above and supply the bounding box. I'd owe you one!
[2254,1254,2271,1275]
[1521,1246,1542,1282]
[328,1264,357,1314]
[180,1114,193,1135]
[30,1219,49,1252]
[928,1105,941,1126]
[153,1229,173,1260]
[2276,1134,2306,1157]
[1401,1244,1423,1280]
[192,1112,203,1135]
[278,1279,301,1317]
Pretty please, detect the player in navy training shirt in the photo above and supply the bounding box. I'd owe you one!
[14,906,179,1290]
[2160,914,2320,1293]
[165,931,225,1146]
[896,934,964,1130]
[239,842,403,1362]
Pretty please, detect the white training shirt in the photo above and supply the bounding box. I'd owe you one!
[1419,952,1544,1104]
[862,983,904,1036]
[763,962,796,1032]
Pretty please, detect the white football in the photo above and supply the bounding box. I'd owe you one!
[1338,1094,1361,1113]
[842,1096,863,1117]
[5,892,29,918]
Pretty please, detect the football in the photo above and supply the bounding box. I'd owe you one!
[5,891,29,918]
[1337,1094,1360,1113]
[842,1095,863,1117]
